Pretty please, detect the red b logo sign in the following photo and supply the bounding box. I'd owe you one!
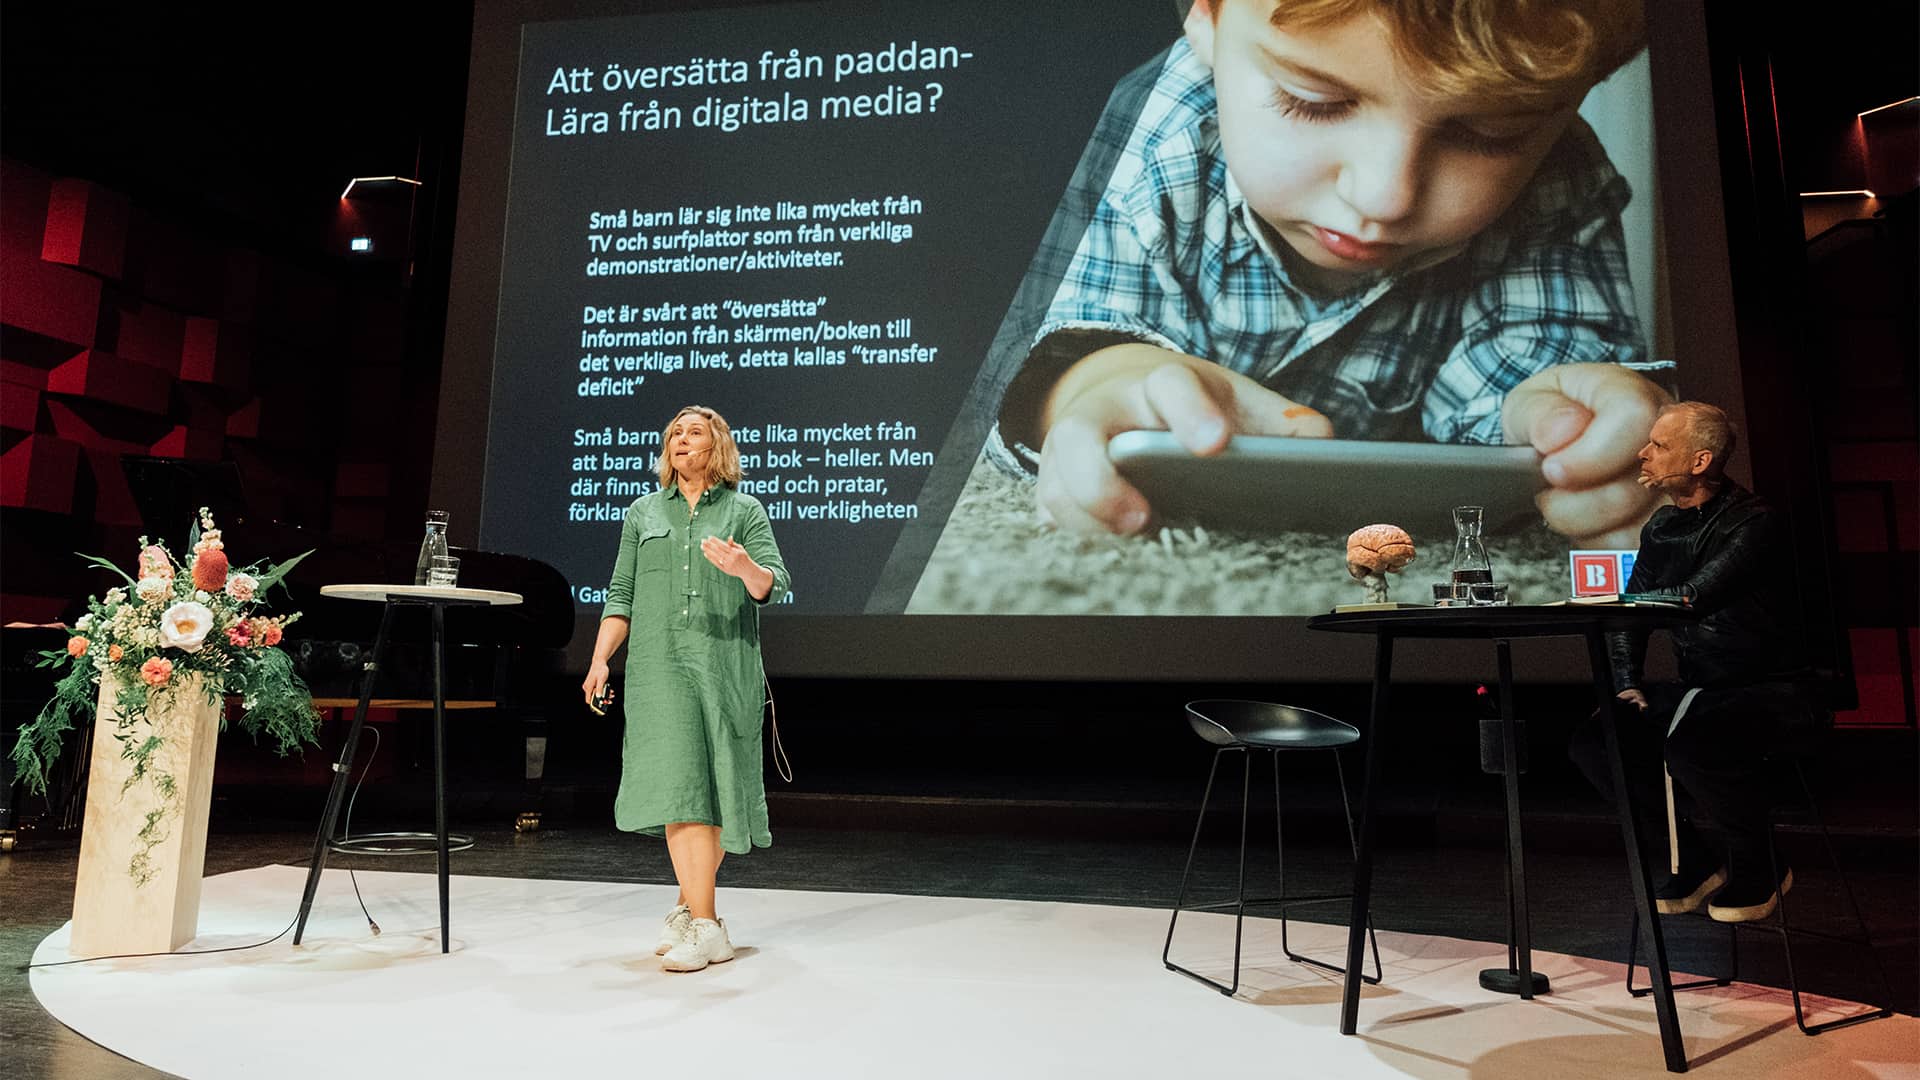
[1571,553,1621,596]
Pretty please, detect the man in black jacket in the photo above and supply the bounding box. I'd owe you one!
[1568,401,1825,922]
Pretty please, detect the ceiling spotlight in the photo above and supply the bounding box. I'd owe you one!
[340,176,424,200]
[1857,96,1918,119]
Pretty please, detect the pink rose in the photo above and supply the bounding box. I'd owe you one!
[225,573,258,602]
[139,545,174,581]
[140,657,173,687]
[227,623,252,647]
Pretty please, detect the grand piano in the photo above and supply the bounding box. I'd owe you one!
[283,539,576,832]
[285,542,574,700]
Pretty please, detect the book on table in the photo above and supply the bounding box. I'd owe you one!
[1552,593,1689,607]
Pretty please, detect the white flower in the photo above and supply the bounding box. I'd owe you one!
[136,576,171,604]
[158,601,216,653]
[75,614,94,632]
[105,587,127,605]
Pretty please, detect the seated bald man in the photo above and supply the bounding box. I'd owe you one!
[1568,401,1828,923]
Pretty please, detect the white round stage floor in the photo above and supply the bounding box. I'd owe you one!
[30,866,1917,1079]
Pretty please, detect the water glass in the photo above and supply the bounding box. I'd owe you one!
[428,554,461,587]
[1469,582,1510,606]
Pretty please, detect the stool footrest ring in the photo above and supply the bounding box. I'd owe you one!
[329,831,476,856]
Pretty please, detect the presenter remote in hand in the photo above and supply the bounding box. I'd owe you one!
[582,405,789,972]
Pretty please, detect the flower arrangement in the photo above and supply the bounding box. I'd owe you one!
[11,509,321,883]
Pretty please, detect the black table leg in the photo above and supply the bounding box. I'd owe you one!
[1478,639,1549,997]
[1586,630,1688,1072]
[294,600,396,946]
[1341,632,1392,1035]
[431,600,450,954]
[1498,639,1535,996]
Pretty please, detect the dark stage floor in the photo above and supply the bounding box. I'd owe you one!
[4,801,1915,1080]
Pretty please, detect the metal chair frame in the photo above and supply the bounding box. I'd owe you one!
[1164,738,1383,997]
[1624,759,1894,1035]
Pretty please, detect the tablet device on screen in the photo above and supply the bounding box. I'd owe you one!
[1108,432,1545,535]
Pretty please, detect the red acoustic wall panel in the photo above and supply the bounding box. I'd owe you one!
[45,349,171,413]
[0,433,81,512]
[174,384,231,432]
[43,399,156,455]
[1,384,42,432]
[2,157,422,635]
[0,249,102,347]
[1,161,52,258]
[81,445,144,526]
[41,177,129,280]
[224,397,261,439]
[149,424,223,460]
[108,299,186,375]
[180,316,252,387]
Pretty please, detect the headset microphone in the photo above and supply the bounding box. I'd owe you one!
[1636,470,1692,488]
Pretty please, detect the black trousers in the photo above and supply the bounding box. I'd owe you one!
[1568,682,1828,870]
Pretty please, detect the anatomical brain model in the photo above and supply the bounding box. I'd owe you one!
[1345,524,1416,604]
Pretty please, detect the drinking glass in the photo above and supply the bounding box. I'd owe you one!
[427,554,461,587]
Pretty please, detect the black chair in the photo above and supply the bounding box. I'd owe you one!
[1163,699,1382,996]
[1625,757,1895,1034]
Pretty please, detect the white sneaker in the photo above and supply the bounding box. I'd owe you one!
[654,904,693,956]
[661,917,734,972]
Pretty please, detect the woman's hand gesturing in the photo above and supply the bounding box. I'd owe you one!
[700,535,757,579]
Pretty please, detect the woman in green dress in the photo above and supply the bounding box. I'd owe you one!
[582,405,789,972]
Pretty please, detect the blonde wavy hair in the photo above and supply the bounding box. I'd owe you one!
[1205,0,1646,108]
[655,405,743,491]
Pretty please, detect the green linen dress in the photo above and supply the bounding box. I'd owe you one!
[601,483,789,854]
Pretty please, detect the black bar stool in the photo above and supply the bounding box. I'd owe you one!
[1624,757,1895,1034]
[1164,699,1383,996]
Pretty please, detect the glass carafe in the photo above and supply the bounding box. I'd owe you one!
[414,510,450,585]
[1449,505,1492,586]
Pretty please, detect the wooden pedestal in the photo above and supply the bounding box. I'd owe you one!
[70,673,222,957]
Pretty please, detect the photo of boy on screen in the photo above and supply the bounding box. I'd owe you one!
[984,0,1670,550]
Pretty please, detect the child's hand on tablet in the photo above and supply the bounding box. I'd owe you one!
[1036,343,1333,534]
[1502,363,1671,547]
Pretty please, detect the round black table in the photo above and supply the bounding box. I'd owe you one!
[1309,604,1698,1074]
[292,585,522,954]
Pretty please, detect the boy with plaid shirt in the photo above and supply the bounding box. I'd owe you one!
[991,0,1669,545]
